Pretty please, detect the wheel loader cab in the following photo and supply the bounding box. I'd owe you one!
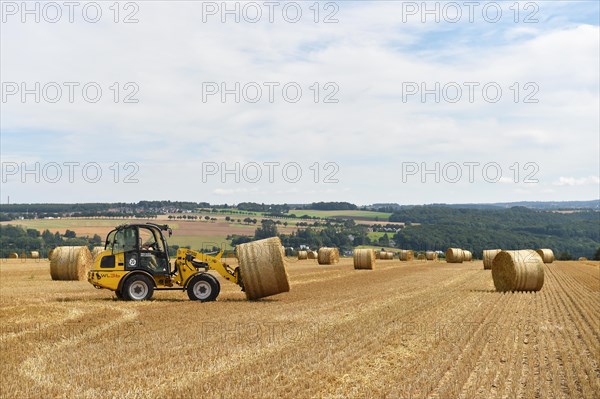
[106,224,171,275]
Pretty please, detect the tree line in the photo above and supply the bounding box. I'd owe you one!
[233,207,600,259]
[389,206,599,259]
[0,225,102,258]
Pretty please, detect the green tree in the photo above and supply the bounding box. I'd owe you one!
[255,220,278,239]
[42,229,54,244]
[91,234,103,245]
[231,235,253,246]
[26,228,40,238]
[378,233,390,246]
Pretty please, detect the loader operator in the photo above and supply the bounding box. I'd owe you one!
[141,241,160,271]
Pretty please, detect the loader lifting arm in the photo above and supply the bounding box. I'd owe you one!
[174,248,244,291]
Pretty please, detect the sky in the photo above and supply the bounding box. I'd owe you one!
[1,1,599,205]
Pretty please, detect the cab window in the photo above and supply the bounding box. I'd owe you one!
[139,227,154,249]
[113,228,137,254]
[139,227,164,251]
[105,230,116,252]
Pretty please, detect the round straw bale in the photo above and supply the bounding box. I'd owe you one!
[483,249,502,270]
[417,253,426,261]
[535,249,555,264]
[307,251,317,259]
[463,250,473,261]
[379,251,393,260]
[91,246,105,261]
[398,250,414,261]
[297,250,308,260]
[578,257,587,261]
[30,251,40,259]
[353,248,375,270]
[425,251,437,261]
[318,247,340,265]
[9,253,18,259]
[445,248,464,263]
[47,249,54,260]
[375,251,381,259]
[236,237,290,300]
[492,250,544,292]
[49,246,93,281]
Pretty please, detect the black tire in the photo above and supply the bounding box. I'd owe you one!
[115,289,124,300]
[122,274,154,301]
[187,273,220,302]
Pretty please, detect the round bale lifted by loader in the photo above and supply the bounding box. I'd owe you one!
[88,223,289,302]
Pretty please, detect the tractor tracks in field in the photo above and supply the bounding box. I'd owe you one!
[0,305,85,344]
[479,263,599,399]
[288,262,403,288]
[564,263,600,292]
[305,268,487,399]
[542,265,600,397]
[271,263,463,327]
[447,263,600,399]
[540,266,580,398]
[424,283,519,399]
[147,266,482,399]
[459,263,600,399]
[18,302,139,396]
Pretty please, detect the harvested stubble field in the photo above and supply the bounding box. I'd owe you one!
[1,258,599,399]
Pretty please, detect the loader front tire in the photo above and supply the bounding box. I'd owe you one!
[187,274,220,302]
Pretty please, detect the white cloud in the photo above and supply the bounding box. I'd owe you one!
[1,2,598,204]
[553,176,600,186]
[498,177,515,184]
[213,187,259,196]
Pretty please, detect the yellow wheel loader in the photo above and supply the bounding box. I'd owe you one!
[88,223,243,301]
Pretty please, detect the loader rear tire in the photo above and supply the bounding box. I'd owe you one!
[115,289,124,300]
[187,274,220,302]
[123,274,154,301]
